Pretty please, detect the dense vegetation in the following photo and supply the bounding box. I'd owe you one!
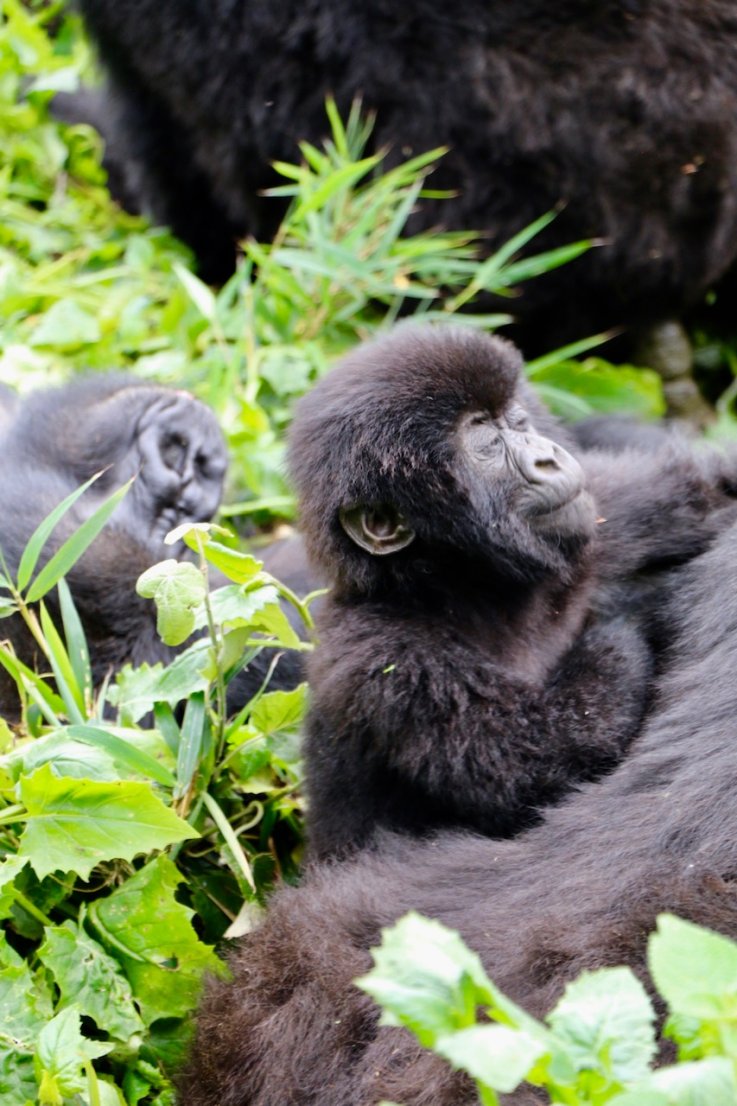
[1,3,737,1105]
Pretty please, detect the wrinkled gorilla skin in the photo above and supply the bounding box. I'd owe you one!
[0,375,228,716]
[287,325,737,857]
[180,520,737,1106]
[76,0,737,343]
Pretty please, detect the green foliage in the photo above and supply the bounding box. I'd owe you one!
[359,912,737,1106]
[0,495,310,1103]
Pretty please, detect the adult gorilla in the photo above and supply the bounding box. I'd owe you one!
[72,1,737,355]
[179,508,737,1106]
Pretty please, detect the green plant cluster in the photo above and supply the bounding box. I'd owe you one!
[0,483,312,1105]
[360,911,737,1106]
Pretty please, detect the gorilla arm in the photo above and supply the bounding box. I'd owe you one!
[303,604,651,858]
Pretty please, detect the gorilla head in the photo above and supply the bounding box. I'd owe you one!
[288,325,596,598]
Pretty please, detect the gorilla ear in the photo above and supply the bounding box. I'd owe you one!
[339,505,415,556]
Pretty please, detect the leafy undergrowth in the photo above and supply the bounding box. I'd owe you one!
[0,488,313,1105]
[362,912,737,1106]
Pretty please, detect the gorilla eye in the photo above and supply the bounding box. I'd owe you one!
[469,412,492,426]
[195,451,211,477]
[161,432,188,473]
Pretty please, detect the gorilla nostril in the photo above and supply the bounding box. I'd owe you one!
[534,457,560,473]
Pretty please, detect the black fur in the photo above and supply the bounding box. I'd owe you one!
[287,325,737,857]
[0,376,227,716]
[75,0,737,342]
[179,518,737,1106]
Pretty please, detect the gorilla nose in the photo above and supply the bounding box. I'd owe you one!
[520,436,579,484]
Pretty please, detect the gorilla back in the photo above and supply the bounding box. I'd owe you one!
[77,0,737,341]
[179,511,737,1106]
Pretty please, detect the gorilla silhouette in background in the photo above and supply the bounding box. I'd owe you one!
[0,376,301,717]
[286,325,737,857]
[69,0,737,358]
[179,514,737,1106]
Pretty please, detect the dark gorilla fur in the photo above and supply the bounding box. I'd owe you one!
[288,325,737,857]
[0,375,229,716]
[75,0,737,341]
[180,519,737,1106]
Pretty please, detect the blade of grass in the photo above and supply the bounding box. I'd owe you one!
[66,724,176,787]
[26,478,133,603]
[57,577,92,707]
[39,601,85,722]
[16,470,104,592]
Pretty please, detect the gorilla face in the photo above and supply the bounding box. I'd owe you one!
[457,406,595,543]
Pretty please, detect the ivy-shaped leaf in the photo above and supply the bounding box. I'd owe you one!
[17,764,197,880]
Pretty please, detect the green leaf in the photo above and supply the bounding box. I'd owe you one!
[30,299,101,349]
[206,582,280,630]
[648,915,737,1021]
[16,470,103,593]
[35,1006,111,1102]
[26,479,134,603]
[0,855,27,919]
[65,724,176,787]
[0,961,53,1104]
[38,921,144,1042]
[547,967,656,1084]
[87,856,224,1025]
[174,691,208,799]
[434,1024,547,1094]
[173,262,217,321]
[17,763,197,880]
[136,560,207,646]
[250,684,307,735]
[356,912,496,1047]
[610,1058,737,1106]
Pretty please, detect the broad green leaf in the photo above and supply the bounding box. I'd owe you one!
[356,912,497,1047]
[649,915,737,1021]
[38,921,144,1042]
[203,543,263,584]
[250,601,302,648]
[109,662,167,724]
[434,1024,548,1094]
[547,967,656,1084]
[136,560,207,646]
[35,1006,111,1102]
[0,961,53,1104]
[27,479,134,603]
[87,856,224,1025]
[610,1058,737,1106]
[532,358,665,419]
[206,582,280,630]
[250,684,307,735]
[17,763,197,880]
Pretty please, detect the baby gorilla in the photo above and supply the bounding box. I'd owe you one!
[0,375,227,714]
[289,325,737,857]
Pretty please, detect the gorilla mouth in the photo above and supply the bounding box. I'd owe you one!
[527,485,584,519]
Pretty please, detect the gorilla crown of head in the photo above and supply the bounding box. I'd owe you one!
[288,325,595,595]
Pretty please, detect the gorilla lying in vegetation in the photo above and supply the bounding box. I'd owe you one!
[288,325,737,857]
[74,0,737,346]
[179,511,737,1106]
[0,376,237,717]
